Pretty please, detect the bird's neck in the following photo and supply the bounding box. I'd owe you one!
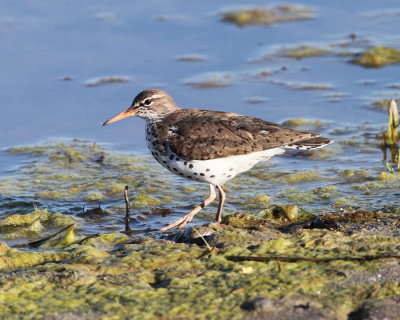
[144,107,180,123]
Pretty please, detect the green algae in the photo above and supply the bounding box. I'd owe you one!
[273,170,322,184]
[85,191,105,201]
[0,209,83,244]
[0,209,399,319]
[239,194,270,210]
[33,224,76,249]
[222,5,313,27]
[353,46,400,68]
[226,212,267,228]
[0,241,70,270]
[184,72,233,88]
[270,79,332,90]
[281,118,314,128]
[281,118,324,133]
[312,185,338,200]
[131,194,161,208]
[0,140,176,207]
[283,45,329,59]
[85,76,130,87]
[307,147,340,160]
[107,184,126,195]
[377,171,400,182]
[0,209,46,228]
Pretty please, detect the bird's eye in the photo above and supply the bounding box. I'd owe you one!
[144,98,152,106]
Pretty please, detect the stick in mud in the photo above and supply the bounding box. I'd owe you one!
[124,186,131,232]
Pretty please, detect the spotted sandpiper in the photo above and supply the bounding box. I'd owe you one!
[103,89,333,231]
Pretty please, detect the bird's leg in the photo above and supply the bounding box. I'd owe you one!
[214,185,225,223]
[159,184,216,231]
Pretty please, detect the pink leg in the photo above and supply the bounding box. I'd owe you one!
[214,185,225,223]
[160,184,216,231]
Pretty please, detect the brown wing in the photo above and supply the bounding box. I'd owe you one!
[155,109,318,160]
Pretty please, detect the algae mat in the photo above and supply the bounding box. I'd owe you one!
[0,210,399,319]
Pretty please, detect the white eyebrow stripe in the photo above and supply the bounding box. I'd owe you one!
[150,94,164,99]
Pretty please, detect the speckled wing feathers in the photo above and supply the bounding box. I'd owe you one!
[154,109,327,160]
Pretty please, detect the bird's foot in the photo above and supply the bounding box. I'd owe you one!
[160,184,218,231]
[214,217,222,224]
[159,211,198,231]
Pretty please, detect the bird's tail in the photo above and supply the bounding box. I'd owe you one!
[284,136,333,150]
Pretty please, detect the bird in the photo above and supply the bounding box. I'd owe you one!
[103,89,333,231]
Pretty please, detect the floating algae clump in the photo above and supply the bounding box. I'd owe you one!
[283,45,329,59]
[131,194,161,208]
[353,46,400,68]
[184,72,233,88]
[0,209,49,228]
[0,242,70,270]
[222,5,313,27]
[281,118,313,128]
[85,191,105,201]
[0,209,82,243]
[274,170,322,184]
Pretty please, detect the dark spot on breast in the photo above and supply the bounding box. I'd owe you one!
[163,161,167,164]
[169,155,174,160]
[189,164,193,169]
[193,173,197,176]
[184,162,187,166]
[227,175,231,178]
[229,168,234,171]
[290,138,294,142]
[210,175,215,178]
[206,168,210,172]
[152,141,156,146]
[200,173,205,176]
[176,158,180,162]
[179,173,184,176]
[173,168,178,172]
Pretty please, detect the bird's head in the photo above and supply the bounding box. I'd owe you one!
[103,89,179,125]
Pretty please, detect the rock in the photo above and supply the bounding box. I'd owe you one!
[245,297,275,311]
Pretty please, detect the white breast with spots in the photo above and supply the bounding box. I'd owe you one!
[145,123,285,185]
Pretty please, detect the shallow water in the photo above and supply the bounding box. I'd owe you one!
[1,1,400,240]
